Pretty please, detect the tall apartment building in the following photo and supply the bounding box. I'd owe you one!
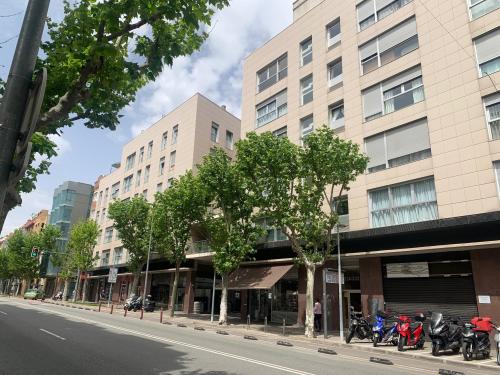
[239,0,500,329]
[89,93,240,310]
[21,209,49,233]
[45,181,93,295]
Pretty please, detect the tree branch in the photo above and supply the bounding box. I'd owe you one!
[106,12,164,41]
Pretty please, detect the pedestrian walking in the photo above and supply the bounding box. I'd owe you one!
[314,298,322,332]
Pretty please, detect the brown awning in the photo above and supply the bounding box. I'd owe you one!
[227,264,294,290]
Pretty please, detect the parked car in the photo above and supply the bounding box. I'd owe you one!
[24,289,43,300]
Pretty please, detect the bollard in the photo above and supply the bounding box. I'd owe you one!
[282,318,286,336]
[264,316,268,333]
[124,308,127,317]
[140,308,144,320]
[160,307,163,324]
[247,314,250,330]
[110,304,114,314]
[98,302,101,312]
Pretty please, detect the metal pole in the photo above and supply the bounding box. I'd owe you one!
[210,270,216,323]
[0,0,50,229]
[323,268,327,339]
[337,223,344,341]
[142,226,153,305]
[107,283,112,307]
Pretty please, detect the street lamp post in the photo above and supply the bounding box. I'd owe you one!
[142,211,154,306]
[336,222,344,341]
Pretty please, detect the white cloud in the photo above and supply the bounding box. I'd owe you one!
[127,0,292,136]
[48,134,72,157]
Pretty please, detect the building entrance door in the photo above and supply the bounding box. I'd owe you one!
[248,289,271,322]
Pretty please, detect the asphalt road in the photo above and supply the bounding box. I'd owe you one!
[0,298,496,375]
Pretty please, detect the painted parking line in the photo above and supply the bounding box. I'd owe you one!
[0,311,8,315]
[39,328,66,341]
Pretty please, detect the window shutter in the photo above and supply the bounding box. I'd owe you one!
[475,29,500,64]
[382,66,422,92]
[360,39,378,60]
[357,0,375,20]
[386,119,430,161]
[376,0,398,10]
[363,85,383,119]
[379,18,417,53]
[365,133,386,169]
[276,90,287,107]
[484,92,500,107]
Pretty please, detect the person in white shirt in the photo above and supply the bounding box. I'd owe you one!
[313,299,322,332]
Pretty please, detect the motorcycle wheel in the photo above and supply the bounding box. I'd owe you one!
[398,335,406,352]
[417,338,425,350]
[462,342,473,361]
[452,347,460,354]
[373,334,380,347]
[133,307,138,312]
[432,342,440,356]
[346,329,355,344]
[392,338,398,346]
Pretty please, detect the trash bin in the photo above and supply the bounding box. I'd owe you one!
[193,301,201,314]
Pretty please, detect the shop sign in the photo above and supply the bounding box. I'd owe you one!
[325,270,344,284]
[386,262,429,278]
[478,295,491,304]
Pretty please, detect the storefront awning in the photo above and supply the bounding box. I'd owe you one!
[228,264,293,290]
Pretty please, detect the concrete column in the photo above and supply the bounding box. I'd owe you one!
[359,257,384,317]
[240,289,248,321]
[183,270,195,314]
[471,249,500,322]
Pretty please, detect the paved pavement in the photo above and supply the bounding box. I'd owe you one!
[0,297,498,375]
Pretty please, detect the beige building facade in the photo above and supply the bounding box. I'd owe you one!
[240,0,500,328]
[89,93,240,310]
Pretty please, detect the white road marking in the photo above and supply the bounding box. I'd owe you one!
[0,311,7,315]
[39,328,66,341]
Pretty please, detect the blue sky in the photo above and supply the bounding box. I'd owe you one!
[0,0,293,236]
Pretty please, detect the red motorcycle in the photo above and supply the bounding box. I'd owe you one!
[397,313,426,351]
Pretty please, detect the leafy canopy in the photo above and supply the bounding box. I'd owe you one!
[67,219,100,272]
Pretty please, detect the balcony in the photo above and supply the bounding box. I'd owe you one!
[187,240,211,255]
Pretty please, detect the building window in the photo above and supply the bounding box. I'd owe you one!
[257,54,288,93]
[357,0,413,31]
[328,60,342,88]
[474,28,500,77]
[300,115,314,143]
[139,147,144,163]
[159,157,165,176]
[113,247,123,265]
[365,118,431,173]
[142,189,148,199]
[101,208,106,223]
[273,126,288,138]
[172,125,178,145]
[147,141,153,159]
[333,195,349,230]
[257,217,287,242]
[362,66,424,121]
[96,211,100,223]
[167,178,174,188]
[329,102,345,130]
[125,153,136,171]
[484,93,500,140]
[211,122,219,143]
[494,161,500,198]
[300,37,313,66]
[104,227,113,243]
[370,178,438,228]
[98,191,103,207]
[156,183,163,193]
[169,151,176,168]
[469,0,500,20]
[111,182,120,199]
[226,130,234,150]
[300,75,313,105]
[123,175,133,193]
[161,132,168,150]
[136,170,141,187]
[101,250,110,266]
[326,19,341,48]
[256,90,288,128]
[360,17,418,75]
[103,188,109,205]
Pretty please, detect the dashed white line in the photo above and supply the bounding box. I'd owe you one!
[0,310,8,315]
[39,328,66,341]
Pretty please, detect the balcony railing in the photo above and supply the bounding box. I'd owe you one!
[188,240,211,254]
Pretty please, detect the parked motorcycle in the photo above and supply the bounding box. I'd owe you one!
[495,326,500,365]
[428,312,462,356]
[143,295,156,312]
[462,316,495,361]
[372,311,398,347]
[396,313,426,351]
[346,306,372,344]
[124,295,141,311]
[52,291,63,301]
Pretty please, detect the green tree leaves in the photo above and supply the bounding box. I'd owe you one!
[67,219,100,272]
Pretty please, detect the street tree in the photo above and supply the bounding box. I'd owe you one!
[198,149,263,325]
[236,127,368,337]
[67,219,99,302]
[1,0,229,231]
[108,196,151,296]
[152,171,209,317]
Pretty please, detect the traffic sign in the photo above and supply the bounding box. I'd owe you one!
[108,267,118,283]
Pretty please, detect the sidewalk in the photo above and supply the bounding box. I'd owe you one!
[38,298,499,371]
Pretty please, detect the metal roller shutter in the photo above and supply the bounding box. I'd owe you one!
[383,276,478,322]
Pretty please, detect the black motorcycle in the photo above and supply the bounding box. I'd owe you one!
[143,295,156,312]
[124,295,142,311]
[346,306,372,344]
[462,317,495,361]
[52,291,63,301]
[428,312,462,356]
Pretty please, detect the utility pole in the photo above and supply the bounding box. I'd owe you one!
[0,0,50,230]
[337,223,344,341]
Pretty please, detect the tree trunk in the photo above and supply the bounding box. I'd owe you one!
[72,269,81,303]
[169,262,181,318]
[81,277,89,302]
[62,279,69,301]
[130,273,140,297]
[304,263,316,338]
[218,273,229,325]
